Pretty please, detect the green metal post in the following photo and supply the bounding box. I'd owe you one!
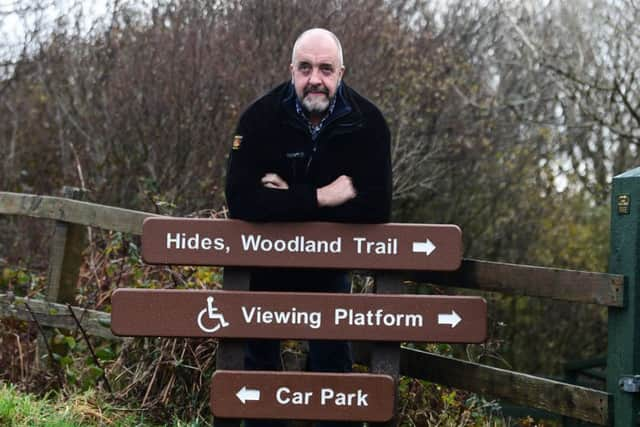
[608,167,640,426]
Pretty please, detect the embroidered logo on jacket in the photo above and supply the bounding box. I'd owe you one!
[232,135,243,150]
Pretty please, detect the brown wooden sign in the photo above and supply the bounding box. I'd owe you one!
[111,289,487,343]
[141,218,462,271]
[210,370,394,422]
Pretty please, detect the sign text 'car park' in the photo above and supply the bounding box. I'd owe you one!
[210,370,394,422]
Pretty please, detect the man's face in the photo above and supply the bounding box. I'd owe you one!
[290,33,344,117]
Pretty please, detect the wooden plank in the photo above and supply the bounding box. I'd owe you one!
[143,218,462,271]
[0,293,118,341]
[111,289,487,342]
[398,347,609,425]
[409,258,624,307]
[0,191,158,235]
[210,370,395,422]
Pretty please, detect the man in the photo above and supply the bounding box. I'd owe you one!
[225,28,392,427]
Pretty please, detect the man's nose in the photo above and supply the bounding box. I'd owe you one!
[309,68,322,85]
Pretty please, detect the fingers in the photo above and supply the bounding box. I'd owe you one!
[337,175,357,196]
[262,173,285,187]
[261,173,289,190]
[335,175,357,199]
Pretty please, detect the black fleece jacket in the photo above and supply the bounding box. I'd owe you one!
[225,81,392,224]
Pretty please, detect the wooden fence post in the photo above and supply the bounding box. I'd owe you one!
[214,267,249,427]
[38,186,87,364]
[370,271,403,427]
[46,186,88,304]
[608,167,640,426]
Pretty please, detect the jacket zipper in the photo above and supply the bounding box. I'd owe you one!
[304,113,363,177]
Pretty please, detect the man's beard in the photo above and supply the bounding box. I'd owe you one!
[299,83,336,115]
[302,95,330,115]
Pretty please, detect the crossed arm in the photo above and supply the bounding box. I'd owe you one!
[226,108,391,222]
[261,173,356,208]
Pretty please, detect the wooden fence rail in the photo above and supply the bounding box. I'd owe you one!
[0,191,624,306]
[412,259,624,307]
[0,293,115,340]
[398,348,609,425]
[0,190,621,425]
[0,191,158,234]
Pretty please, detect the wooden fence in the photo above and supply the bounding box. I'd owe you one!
[1,169,636,426]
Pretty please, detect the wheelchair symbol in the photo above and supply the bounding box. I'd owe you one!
[197,296,230,333]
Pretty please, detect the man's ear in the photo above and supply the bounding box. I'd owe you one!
[339,66,346,80]
[290,63,294,82]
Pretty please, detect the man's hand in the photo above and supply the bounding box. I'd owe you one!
[261,173,289,190]
[317,175,357,207]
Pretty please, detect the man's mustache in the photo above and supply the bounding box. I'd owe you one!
[304,85,329,96]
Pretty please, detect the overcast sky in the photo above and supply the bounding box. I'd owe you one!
[1,0,111,59]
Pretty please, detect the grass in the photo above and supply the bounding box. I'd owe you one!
[0,382,169,427]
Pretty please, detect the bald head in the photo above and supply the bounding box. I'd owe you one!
[291,28,344,68]
[289,28,345,120]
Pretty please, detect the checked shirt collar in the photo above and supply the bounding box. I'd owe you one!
[295,91,338,141]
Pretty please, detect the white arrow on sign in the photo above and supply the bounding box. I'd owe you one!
[236,386,261,404]
[412,239,437,256]
[438,310,462,328]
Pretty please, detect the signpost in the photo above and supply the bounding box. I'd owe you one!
[210,370,395,422]
[111,218,478,426]
[111,289,487,343]
[141,218,463,271]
